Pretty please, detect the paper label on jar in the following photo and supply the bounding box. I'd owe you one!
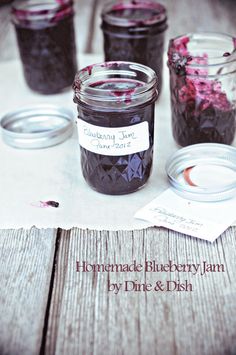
[77,119,149,156]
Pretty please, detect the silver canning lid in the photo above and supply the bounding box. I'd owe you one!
[0,104,74,149]
[166,143,236,202]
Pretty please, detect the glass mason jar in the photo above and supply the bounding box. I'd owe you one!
[101,0,167,95]
[12,0,77,94]
[73,61,158,195]
[168,32,236,147]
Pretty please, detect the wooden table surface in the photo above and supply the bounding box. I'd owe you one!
[0,1,236,355]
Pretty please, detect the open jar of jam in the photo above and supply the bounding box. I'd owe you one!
[12,0,77,94]
[101,0,167,94]
[73,61,158,195]
[168,32,236,146]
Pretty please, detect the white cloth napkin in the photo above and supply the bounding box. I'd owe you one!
[0,54,235,231]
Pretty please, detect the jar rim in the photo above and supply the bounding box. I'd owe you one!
[168,32,236,70]
[12,0,73,23]
[101,0,167,27]
[73,61,158,108]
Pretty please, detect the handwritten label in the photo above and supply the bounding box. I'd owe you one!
[135,189,236,242]
[77,120,149,156]
[148,206,204,231]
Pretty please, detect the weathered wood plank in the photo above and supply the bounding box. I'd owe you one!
[44,229,71,355]
[0,228,57,355]
[46,227,236,355]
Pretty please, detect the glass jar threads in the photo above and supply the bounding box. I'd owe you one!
[101,0,167,94]
[12,0,77,94]
[73,61,158,195]
[168,32,236,147]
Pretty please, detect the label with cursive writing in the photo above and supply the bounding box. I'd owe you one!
[77,119,149,156]
[135,189,236,242]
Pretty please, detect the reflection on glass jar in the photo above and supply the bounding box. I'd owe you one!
[168,32,236,147]
[12,0,77,94]
[73,61,158,195]
[101,0,167,95]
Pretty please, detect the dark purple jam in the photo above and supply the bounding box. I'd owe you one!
[168,36,236,146]
[12,2,77,94]
[101,1,167,94]
[0,0,13,5]
[74,78,155,195]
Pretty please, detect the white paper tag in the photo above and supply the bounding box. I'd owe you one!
[135,189,236,242]
[77,119,149,156]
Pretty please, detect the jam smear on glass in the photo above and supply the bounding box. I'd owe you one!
[12,0,77,94]
[73,62,158,195]
[168,33,236,146]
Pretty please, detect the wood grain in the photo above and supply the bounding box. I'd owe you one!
[44,229,71,355]
[0,1,236,354]
[0,228,57,355]
[45,227,236,355]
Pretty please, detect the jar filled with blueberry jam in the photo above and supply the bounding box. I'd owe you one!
[101,0,167,94]
[73,61,158,195]
[168,32,236,146]
[12,0,77,94]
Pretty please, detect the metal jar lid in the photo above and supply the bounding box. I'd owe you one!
[166,143,236,202]
[0,104,74,149]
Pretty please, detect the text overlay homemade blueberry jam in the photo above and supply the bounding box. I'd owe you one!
[101,0,167,94]
[12,0,77,94]
[73,61,158,195]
